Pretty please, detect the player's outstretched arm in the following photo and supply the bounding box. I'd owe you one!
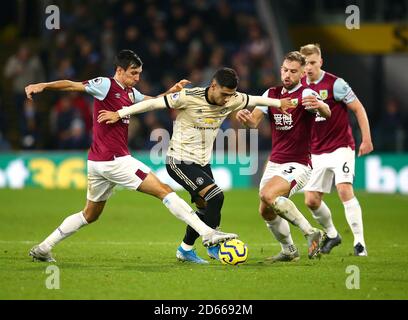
[247,96,294,114]
[236,108,264,129]
[347,98,374,156]
[143,79,191,100]
[25,80,85,100]
[97,97,167,124]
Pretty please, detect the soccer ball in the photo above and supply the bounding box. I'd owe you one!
[218,239,248,265]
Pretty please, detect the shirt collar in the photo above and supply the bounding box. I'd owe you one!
[281,82,302,95]
[306,71,325,85]
[113,77,126,90]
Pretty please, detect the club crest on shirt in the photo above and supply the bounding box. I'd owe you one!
[291,98,298,106]
[128,92,135,103]
[319,90,328,100]
[196,177,204,185]
[115,93,121,99]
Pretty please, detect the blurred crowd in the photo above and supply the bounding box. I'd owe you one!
[0,0,407,153]
[0,0,277,152]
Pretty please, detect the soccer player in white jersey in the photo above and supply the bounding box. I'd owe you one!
[25,50,238,262]
[236,51,331,261]
[97,67,294,264]
[300,44,373,256]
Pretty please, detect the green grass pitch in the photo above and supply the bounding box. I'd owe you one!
[0,188,407,300]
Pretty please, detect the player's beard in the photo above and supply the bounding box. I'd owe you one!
[283,79,297,91]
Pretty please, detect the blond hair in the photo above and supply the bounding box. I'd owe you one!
[300,43,321,56]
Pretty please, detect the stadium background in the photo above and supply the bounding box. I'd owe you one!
[0,0,407,193]
[1,0,408,301]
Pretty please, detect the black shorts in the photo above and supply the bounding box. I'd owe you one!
[166,156,214,203]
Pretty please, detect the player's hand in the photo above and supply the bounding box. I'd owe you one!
[168,79,191,93]
[279,98,295,115]
[302,95,320,110]
[25,83,45,100]
[358,140,374,157]
[236,109,253,125]
[97,110,121,124]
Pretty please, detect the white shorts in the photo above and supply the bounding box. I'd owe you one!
[87,155,151,202]
[304,147,355,193]
[259,161,312,198]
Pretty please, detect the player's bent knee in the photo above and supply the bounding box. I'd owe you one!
[305,197,321,210]
[304,192,321,210]
[259,190,277,206]
[336,184,354,202]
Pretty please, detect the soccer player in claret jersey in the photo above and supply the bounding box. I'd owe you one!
[25,50,238,263]
[97,67,294,264]
[300,44,373,256]
[236,51,331,261]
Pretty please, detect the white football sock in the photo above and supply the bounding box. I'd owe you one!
[343,197,365,246]
[180,242,194,251]
[265,215,295,253]
[39,211,88,252]
[309,201,338,238]
[273,196,315,236]
[163,192,213,236]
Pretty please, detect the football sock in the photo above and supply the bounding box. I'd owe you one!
[309,201,338,238]
[182,186,223,246]
[202,185,223,227]
[183,209,206,246]
[162,192,213,236]
[272,196,315,235]
[265,215,295,253]
[343,197,366,246]
[39,211,88,252]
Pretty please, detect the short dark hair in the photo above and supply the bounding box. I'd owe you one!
[284,51,306,66]
[213,67,239,89]
[114,49,143,70]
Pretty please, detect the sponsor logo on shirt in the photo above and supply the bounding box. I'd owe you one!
[315,113,327,122]
[274,113,293,130]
